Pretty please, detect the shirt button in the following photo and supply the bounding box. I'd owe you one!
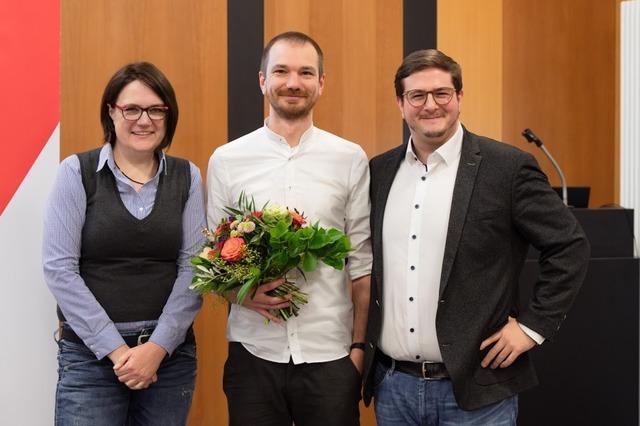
[421,176,426,181]
[410,265,415,271]
[410,328,415,333]
[409,297,414,301]
[415,355,421,360]
[411,235,417,240]
[414,204,420,209]
[440,299,445,303]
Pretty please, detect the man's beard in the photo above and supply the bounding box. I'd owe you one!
[268,89,317,120]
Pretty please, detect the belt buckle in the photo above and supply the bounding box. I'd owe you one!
[421,362,429,379]
[137,328,152,346]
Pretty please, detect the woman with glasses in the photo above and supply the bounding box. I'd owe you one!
[43,62,205,425]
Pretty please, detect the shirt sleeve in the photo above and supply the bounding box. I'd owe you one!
[344,147,373,280]
[206,149,232,228]
[42,155,125,359]
[518,322,545,345]
[150,162,206,355]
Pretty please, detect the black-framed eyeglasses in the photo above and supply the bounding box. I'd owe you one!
[402,88,456,107]
[113,104,169,121]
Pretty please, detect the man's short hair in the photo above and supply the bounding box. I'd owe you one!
[260,31,324,76]
[100,62,178,151]
[394,49,463,97]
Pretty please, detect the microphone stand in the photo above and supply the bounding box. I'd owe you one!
[521,128,568,206]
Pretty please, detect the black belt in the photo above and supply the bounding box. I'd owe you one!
[60,324,195,348]
[377,350,449,380]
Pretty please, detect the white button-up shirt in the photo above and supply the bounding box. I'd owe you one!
[379,124,463,362]
[207,122,372,364]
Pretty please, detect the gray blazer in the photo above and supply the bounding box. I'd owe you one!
[363,127,590,410]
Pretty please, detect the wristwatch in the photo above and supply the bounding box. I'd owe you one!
[350,342,366,351]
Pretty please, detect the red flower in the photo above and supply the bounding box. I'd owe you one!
[220,237,246,262]
[215,222,230,237]
[289,209,306,228]
[252,211,263,219]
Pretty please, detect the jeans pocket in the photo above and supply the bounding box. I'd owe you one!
[174,343,197,360]
[58,339,97,371]
[372,361,391,390]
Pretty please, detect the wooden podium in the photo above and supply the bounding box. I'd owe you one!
[518,208,638,425]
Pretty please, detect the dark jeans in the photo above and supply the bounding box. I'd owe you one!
[223,342,362,426]
[55,338,196,426]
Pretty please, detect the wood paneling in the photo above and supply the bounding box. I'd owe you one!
[502,0,617,207]
[438,0,617,207]
[438,0,504,141]
[61,1,228,425]
[264,0,403,157]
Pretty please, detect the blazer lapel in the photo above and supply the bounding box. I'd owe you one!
[373,143,406,298]
[439,130,482,297]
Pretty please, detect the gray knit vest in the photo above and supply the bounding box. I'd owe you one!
[56,148,190,322]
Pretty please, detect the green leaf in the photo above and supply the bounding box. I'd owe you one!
[308,228,328,249]
[322,256,345,270]
[270,220,290,240]
[302,252,318,272]
[236,279,256,305]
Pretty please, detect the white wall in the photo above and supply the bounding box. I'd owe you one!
[0,128,59,425]
[621,0,640,254]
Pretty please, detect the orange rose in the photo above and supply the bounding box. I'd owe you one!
[289,209,306,228]
[220,237,246,262]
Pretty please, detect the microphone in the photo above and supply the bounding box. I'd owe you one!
[521,128,568,206]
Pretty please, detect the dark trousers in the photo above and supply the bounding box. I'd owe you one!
[223,342,362,426]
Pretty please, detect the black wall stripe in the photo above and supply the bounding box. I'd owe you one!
[227,0,264,142]
[402,0,437,143]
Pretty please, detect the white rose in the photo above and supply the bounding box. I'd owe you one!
[199,246,215,260]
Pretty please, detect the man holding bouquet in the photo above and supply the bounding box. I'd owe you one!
[207,31,372,426]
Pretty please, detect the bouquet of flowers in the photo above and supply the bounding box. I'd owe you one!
[190,193,352,321]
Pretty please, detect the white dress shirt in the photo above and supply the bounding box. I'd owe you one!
[207,122,372,364]
[379,124,463,362]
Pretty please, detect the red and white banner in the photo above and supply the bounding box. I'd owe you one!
[0,2,60,423]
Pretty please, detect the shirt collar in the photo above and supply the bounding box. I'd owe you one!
[405,122,463,167]
[262,118,315,147]
[97,143,167,175]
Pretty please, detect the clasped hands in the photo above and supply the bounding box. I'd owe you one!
[108,342,167,390]
[479,317,536,369]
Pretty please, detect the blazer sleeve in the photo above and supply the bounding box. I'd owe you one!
[510,152,590,341]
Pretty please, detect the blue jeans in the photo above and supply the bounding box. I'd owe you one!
[373,360,518,426]
[55,338,196,426]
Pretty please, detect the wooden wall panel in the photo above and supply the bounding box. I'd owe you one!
[61,1,228,425]
[502,0,618,207]
[438,0,504,141]
[264,0,403,157]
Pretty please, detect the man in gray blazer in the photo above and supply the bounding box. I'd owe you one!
[362,49,590,425]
